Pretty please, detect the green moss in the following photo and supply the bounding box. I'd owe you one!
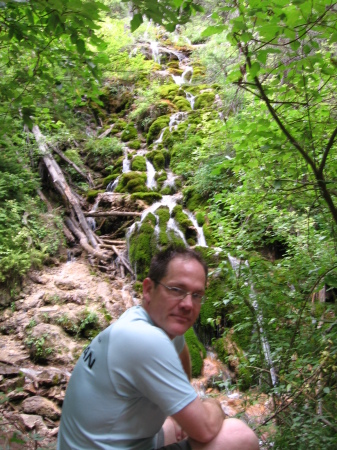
[128,216,157,280]
[115,171,147,193]
[172,205,196,244]
[112,119,127,131]
[128,139,141,150]
[159,84,180,100]
[102,173,119,188]
[86,189,102,202]
[194,91,216,110]
[121,123,138,142]
[147,116,170,145]
[147,150,166,170]
[172,96,191,111]
[130,192,162,204]
[131,155,147,171]
[195,212,205,227]
[184,327,205,377]
[64,149,83,167]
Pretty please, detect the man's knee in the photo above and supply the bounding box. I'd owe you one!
[220,418,259,449]
[189,417,259,450]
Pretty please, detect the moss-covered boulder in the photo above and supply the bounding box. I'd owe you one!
[194,91,216,110]
[147,116,170,145]
[121,123,138,142]
[147,150,166,170]
[159,84,180,101]
[131,155,147,172]
[172,205,197,244]
[172,96,191,111]
[128,139,141,150]
[130,192,162,204]
[185,327,206,377]
[128,215,157,280]
[102,173,119,188]
[115,172,147,194]
[86,189,102,203]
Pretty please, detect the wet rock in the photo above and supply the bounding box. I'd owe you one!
[22,395,61,420]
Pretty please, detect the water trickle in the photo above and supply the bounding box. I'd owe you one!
[106,177,119,192]
[185,210,207,247]
[169,112,188,132]
[151,41,160,64]
[172,67,193,86]
[146,159,157,189]
[123,148,130,173]
[185,91,196,110]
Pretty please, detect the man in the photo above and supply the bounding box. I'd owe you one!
[57,246,259,450]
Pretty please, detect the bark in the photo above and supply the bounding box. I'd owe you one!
[84,211,142,217]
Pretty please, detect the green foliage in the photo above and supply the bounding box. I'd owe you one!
[24,333,54,363]
[184,327,206,377]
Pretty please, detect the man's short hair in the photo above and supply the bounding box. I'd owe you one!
[147,245,208,283]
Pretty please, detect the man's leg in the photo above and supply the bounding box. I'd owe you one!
[189,418,259,450]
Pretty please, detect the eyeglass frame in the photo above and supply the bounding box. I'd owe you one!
[152,279,206,305]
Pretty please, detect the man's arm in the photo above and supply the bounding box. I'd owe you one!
[172,397,225,443]
[179,343,192,380]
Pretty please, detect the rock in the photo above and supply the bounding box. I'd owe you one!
[54,278,80,290]
[22,395,61,420]
[19,413,47,430]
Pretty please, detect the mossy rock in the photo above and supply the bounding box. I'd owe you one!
[121,123,138,142]
[86,190,103,202]
[172,96,191,111]
[147,116,170,145]
[159,84,180,100]
[172,205,194,232]
[195,211,205,227]
[184,327,206,377]
[156,206,170,246]
[102,173,119,188]
[112,119,127,131]
[128,216,157,280]
[131,155,147,171]
[147,150,166,170]
[183,188,206,211]
[128,140,141,150]
[194,91,216,110]
[115,172,147,194]
[130,192,162,204]
[167,61,180,69]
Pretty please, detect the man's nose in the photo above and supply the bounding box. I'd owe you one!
[179,293,194,308]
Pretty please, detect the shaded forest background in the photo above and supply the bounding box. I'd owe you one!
[1,1,337,448]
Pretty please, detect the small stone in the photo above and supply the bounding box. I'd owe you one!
[22,395,61,420]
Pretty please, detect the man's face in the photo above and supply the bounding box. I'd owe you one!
[142,256,206,339]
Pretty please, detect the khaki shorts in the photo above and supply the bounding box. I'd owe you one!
[154,428,192,450]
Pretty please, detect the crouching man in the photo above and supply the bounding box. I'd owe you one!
[58,246,259,450]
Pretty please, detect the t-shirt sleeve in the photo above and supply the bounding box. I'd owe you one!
[108,325,197,417]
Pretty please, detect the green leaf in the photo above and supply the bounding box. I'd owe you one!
[130,14,143,32]
[201,26,226,37]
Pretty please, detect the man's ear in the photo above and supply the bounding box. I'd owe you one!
[143,278,154,304]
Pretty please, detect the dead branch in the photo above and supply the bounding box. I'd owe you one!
[52,145,93,187]
[98,124,115,139]
[65,217,110,261]
[112,245,134,276]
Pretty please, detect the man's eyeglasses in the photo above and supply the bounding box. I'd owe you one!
[153,280,205,305]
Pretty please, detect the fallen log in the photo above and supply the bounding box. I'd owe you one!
[98,124,115,139]
[51,145,93,187]
[112,245,134,276]
[65,218,110,261]
[84,211,142,217]
[32,125,98,250]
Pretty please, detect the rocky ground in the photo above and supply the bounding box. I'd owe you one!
[0,254,272,449]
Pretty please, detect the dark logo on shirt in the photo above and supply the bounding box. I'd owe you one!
[83,345,96,369]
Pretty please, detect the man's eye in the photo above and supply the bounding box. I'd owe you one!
[192,293,203,300]
[170,287,183,295]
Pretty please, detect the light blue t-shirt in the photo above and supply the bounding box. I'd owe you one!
[57,305,197,449]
